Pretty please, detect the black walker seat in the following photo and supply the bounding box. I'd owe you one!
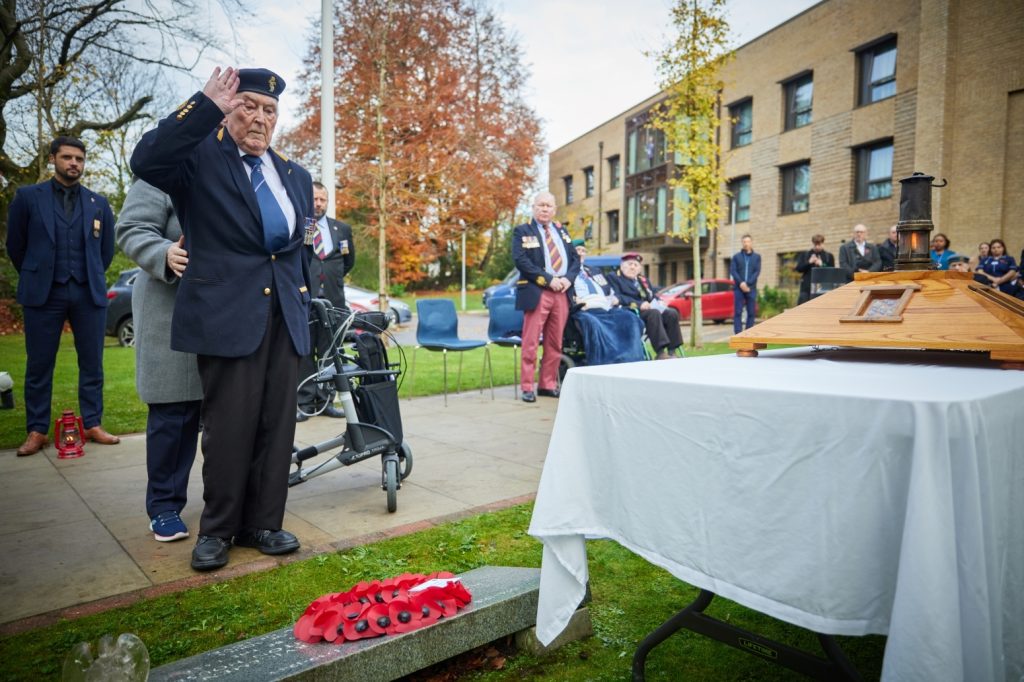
[289,300,411,513]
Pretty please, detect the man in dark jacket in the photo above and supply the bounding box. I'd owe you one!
[794,234,835,304]
[609,252,682,359]
[131,66,312,571]
[512,192,580,403]
[297,181,355,421]
[838,224,881,281]
[6,136,120,456]
[877,225,898,272]
[729,234,761,333]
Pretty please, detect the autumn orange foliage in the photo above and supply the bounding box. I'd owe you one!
[282,0,541,286]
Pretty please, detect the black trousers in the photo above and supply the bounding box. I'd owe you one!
[196,298,299,539]
[146,399,202,518]
[639,307,682,352]
[23,280,105,432]
[297,314,334,412]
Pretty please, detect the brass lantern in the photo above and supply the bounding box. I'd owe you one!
[894,172,947,271]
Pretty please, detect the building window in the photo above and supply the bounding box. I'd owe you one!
[583,166,594,198]
[780,161,810,214]
[783,73,813,130]
[626,187,668,239]
[858,36,897,105]
[608,155,620,189]
[729,98,752,148]
[627,125,667,174]
[728,176,751,222]
[854,140,893,202]
[607,209,620,243]
[563,175,574,204]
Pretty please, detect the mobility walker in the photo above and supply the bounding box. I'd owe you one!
[289,299,412,513]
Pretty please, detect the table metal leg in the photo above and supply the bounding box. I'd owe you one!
[631,590,862,682]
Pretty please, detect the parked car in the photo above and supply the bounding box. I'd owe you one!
[482,269,519,306]
[482,254,626,305]
[343,284,412,326]
[105,268,138,347]
[658,278,756,323]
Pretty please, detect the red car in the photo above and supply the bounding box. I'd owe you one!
[658,278,756,323]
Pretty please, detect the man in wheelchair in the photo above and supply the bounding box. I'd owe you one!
[609,252,683,360]
[563,241,646,368]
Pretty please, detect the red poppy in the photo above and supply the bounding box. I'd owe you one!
[387,599,421,634]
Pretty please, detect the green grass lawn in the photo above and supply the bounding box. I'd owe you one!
[399,289,487,313]
[1,332,735,448]
[0,502,885,681]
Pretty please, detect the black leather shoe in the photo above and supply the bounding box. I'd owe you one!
[191,535,231,571]
[322,405,345,418]
[295,410,309,423]
[521,391,536,403]
[537,387,560,398]
[234,528,300,555]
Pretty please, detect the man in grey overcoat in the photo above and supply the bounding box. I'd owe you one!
[115,179,203,542]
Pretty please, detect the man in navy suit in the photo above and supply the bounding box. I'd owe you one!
[296,180,355,421]
[512,192,580,403]
[131,67,313,571]
[6,136,120,456]
[729,234,761,333]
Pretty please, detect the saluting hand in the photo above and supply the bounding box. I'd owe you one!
[203,66,244,115]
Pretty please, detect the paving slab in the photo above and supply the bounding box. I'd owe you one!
[0,385,557,630]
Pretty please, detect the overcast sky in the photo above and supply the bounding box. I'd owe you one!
[196,0,820,152]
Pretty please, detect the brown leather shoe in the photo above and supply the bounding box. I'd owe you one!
[83,426,120,445]
[17,431,49,457]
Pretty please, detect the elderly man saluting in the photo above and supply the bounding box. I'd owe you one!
[131,67,313,571]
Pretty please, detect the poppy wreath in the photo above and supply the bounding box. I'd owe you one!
[293,572,473,644]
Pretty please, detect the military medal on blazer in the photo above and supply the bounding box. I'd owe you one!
[511,218,580,313]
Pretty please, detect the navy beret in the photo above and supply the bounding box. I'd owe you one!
[237,68,286,100]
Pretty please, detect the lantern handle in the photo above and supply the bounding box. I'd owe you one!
[931,178,948,188]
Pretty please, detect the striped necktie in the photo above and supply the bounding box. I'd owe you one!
[313,229,327,260]
[543,225,563,273]
[242,155,290,253]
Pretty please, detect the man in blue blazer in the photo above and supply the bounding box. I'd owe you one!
[131,67,313,571]
[6,136,120,456]
[512,192,580,403]
[729,234,761,333]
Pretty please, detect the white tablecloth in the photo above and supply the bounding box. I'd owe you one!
[528,348,1024,681]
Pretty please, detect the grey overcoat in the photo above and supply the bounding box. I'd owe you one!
[115,180,203,404]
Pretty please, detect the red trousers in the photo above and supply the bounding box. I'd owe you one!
[521,288,568,392]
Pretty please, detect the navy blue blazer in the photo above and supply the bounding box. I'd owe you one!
[511,220,580,312]
[729,250,761,288]
[6,181,115,308]
[130,92,313,358]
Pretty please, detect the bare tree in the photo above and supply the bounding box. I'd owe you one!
[0,0,251,228]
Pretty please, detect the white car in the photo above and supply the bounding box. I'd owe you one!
[343,284,412,326]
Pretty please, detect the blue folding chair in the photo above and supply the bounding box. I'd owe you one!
[411,299,492,406]
[486,297,524,399]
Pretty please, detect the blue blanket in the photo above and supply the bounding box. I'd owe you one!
[574,308,646,366]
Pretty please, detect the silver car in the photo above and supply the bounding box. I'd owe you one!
[343,284,412,326]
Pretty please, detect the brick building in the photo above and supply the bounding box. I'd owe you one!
[548,0,1024,289]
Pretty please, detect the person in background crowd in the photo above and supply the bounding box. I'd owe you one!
[948,254,971,273]
[569,241,645,365]
[968,241,990,273]
[878,225,899,272]
[611,252,683,359]
[794,234,835,304]
[116,179,202,543]
[929,233,957,270]
[977,239,1019,295]
[6,136,120,456]
[729,234,760,333]
[838,224,881,281]
[131,66,312,571]
[297,181,354,422]
[512,192,580,403]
